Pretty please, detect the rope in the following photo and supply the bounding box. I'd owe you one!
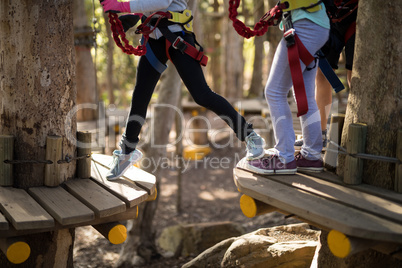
[228,0,285,39]
[4,154,92,165]
[327,140,401,164]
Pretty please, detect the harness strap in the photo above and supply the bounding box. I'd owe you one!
[283,12,315,117]
[158,24,208,66]
[317,50,345,93]
[344,20,356,43]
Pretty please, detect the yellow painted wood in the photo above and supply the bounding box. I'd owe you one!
[108,224,127,244]
[90,161,149,207]
[28,186,94,225]
[234,168,402,243]
[0,187,54,230]
[240,194,257,218]
[0,135,14,186]
[44,136,63,187]
[91,154,156,195]
[92,222,127,245]
[6,241,30,264]
[64,179,126,218]
[327,230,351,258]
[183,146,211,160]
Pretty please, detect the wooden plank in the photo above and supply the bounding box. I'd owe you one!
[264,172,402,225]
[64,179,126,218]
[28,186,95,226]
[300,170,402,204]
[233,168,402,243]
[0,213,9,230]
[91,162,149,208]
[0,187,54,230]
[0,206,138,238]
[91,154,156,195]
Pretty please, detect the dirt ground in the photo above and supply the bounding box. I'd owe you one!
[73,112,302,268]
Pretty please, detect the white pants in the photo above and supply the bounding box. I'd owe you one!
[265,19,329,163]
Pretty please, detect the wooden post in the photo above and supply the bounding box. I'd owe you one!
[44,136,63,187]
[395,129,402,193]
[0,135,14,186]
[343,123,367,185]
[0,237,31,264]
[239,194,276,218]
[92,222,127,245]
[323,113,345,170]
[327,230,378,258]
[76,131,92,179]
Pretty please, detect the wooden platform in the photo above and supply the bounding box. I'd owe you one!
[0,154,156,238]
[233,167,402,244]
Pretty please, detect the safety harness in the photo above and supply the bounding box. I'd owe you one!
[107,9,208,68]
[229,0,323,116]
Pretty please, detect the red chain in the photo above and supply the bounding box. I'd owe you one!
[108,13,147,56]
[228,0,285,39]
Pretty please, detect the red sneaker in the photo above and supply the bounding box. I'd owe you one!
[295,152,323,172]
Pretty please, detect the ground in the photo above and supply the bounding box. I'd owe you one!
[73,112,303,268]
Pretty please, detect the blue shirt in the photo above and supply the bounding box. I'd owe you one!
[280,3,330,30]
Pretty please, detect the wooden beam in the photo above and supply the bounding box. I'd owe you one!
[395,129,402,193]
[0,135,14,186]
[44,136,63,187]
[0,237,30,264]
[0,206,138,238]
[0,187,54,230]
[323,113,345,170]
[92,222,127,245]
[63,178,126,218]
[239,194,277,218]
[76,131,92,179]
[28,186,94,226]
[90,161,149,208]
[327,230,378,258]
[343,123,367,184]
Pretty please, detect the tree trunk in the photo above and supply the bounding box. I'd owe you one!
[117,62,182,267]
[103,12,116,105]
[336,0,401,189]
[222,0,244,101]
[248,0,265,98]
[0,1,76,267]
[318,1,402,266]
[73,0,97,121]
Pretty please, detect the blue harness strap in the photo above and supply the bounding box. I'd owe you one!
[317,50,345,93]
[141,37,167,74]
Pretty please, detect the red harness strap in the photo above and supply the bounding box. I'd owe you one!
[285,29,315,117]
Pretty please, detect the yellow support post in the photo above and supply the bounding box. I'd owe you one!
[92,222,127,245]
[239,194,276,218]
[0,238,30,264]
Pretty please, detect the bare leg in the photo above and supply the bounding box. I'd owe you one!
[315,68,332,131]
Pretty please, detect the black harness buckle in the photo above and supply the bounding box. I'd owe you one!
[172,36,187,53]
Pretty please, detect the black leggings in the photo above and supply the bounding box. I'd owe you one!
[121,32,252,152]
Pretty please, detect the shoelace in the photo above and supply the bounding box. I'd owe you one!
[246,135,258,151]
[261,155,276,168]
[109,152,121,172]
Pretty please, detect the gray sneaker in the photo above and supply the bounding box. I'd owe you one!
[106,149,143,181]
[245,131,265,160]
[294,130,328,151]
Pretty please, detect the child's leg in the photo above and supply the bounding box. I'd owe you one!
[295,20,330,160]
[168,34,253,142]
[265,19,329,163]
[121,39,168,153]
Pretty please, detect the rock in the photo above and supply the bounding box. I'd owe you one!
[157,221,245,257]
[183,223,319,268]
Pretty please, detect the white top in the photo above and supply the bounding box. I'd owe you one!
[129,0,188,39]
